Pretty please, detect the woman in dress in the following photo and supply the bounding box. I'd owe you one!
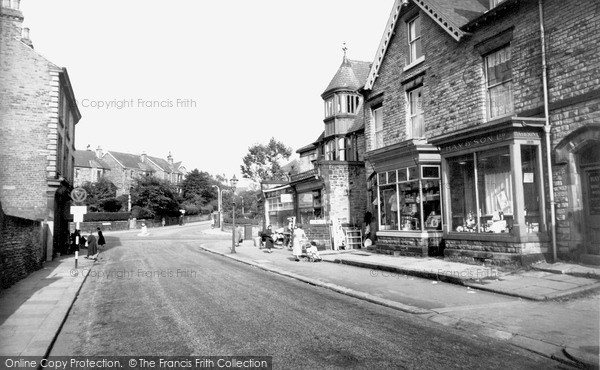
[97,227,106,250]
[292,224,306,262]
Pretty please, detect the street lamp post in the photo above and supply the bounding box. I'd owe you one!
[230,175,238,253]
[212,184,222,229]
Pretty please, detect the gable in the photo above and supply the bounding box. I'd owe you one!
[364,0,489,90]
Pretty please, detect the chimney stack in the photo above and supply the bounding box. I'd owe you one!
[95,146,103,158]
[1,0,24,39]
[141,152,147,163]
[167,152,173,165]
[21,26,33,48]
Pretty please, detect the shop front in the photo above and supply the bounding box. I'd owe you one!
[432,118,550,265]
[366,141,443,256]
[262,183,294,230]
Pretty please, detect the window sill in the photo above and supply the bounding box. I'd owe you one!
[403,56,425,72]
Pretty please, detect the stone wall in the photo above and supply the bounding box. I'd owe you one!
[0,204,44,289]
[304,224,331,250]
[444,238,549,266]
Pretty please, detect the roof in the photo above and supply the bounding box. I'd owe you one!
[73,150,111,169]
[365,0,490,90]
[296,132,324,154]
[322,57,372,97]
[105,151,156,172]
[281,159,300,176]
[146,155,183,175]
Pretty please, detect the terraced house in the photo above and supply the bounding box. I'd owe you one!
[0,0,81,286]
[101,150,186,196]
[361,0,600,265]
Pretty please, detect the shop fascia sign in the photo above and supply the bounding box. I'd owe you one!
[441,129,543,154]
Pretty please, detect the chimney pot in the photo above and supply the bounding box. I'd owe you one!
[12,0,20,9]
[2,0,11,8]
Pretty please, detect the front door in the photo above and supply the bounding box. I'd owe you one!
[580,144,600,255]
[582,168,600,255]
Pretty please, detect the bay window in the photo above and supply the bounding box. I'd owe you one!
[447,142,542,234]
[377,165,442,231]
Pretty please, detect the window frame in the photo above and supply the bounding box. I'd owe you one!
[484,45,513,119]
[407,15,423,65]
[407,86,424,139]
[372,106,384,149]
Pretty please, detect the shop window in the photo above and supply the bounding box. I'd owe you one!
[449,147,516,233]
[377,166,442,231]
[407,87,424,138]
[407,16,422,64]
[485,46,513,119]
[478,147,513,230]
[372,106,384,149]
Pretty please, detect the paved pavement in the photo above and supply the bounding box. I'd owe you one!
[1,223,598,369]
[0,251,96,361]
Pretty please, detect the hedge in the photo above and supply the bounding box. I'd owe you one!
[67,212,131,222]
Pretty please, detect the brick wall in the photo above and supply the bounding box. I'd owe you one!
[0,204,44,289]
[363,0,600,262]
[0,6,53,220]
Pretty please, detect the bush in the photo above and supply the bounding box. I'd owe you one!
[132,206,153,219]
[67,212,131,222]
[100,198,123,212]
[182,204,200,216]
[222,217,260,225]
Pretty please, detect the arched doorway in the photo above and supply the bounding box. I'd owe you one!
[579,144,600,256]
[555,126,600,263]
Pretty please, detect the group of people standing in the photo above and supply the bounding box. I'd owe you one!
[69,227,105,258]
[261,223,319,262]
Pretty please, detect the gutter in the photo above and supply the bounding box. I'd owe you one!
[539,0,558,262]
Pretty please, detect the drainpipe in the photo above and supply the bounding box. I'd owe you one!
[539,0,558,262]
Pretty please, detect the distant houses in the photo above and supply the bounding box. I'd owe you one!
[74,147,186,196]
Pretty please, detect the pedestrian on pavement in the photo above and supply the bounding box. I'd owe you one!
[87,233,97,257]
[97,227,106,250]
[292,224,306,262]
[162,217,166,227]
[78,232,87,250]
[262,225,274,253]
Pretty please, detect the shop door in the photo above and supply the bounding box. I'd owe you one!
[582,168,600,255]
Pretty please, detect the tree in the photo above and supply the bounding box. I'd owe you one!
[130,176,180,218]
[81,177,119,212]
[180,169,216,205]
[240,138,292,183]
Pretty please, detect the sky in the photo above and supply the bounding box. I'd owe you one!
[19,0,393,184]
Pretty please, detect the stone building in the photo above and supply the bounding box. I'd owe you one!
[0,0,81,284]
[265,52,371,249]
[101,150,186,197]
[361,0,600,265]
[73,146,111,187]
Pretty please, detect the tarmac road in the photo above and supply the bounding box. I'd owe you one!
[49,227,560,369]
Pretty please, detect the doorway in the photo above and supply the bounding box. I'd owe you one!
[580,144,600,255]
